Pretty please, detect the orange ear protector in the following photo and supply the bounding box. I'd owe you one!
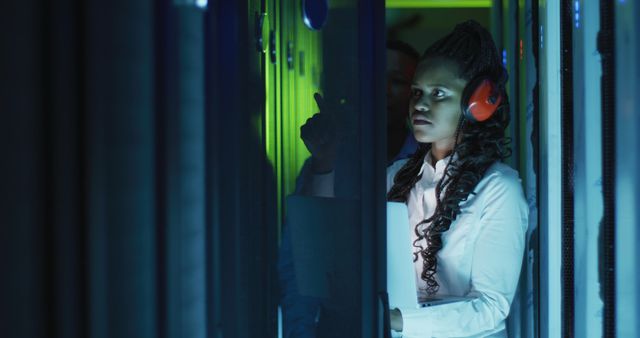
[461,76,503,123]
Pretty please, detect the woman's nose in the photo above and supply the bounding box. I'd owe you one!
[413,97,430,112]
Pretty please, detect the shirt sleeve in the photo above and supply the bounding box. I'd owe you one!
[397,171,529,337]
[279,157,324,337]
[278,223,322,338]
[302,171,335,198]
[295,157,336,198]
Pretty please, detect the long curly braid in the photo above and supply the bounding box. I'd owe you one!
[387,20,512,295]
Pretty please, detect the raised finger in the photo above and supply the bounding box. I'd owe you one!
[314,93,327,112]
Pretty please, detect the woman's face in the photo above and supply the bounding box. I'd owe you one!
[409,58,468,147]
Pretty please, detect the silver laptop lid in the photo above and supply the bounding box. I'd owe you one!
[387,202,475,309]
[386,202,419,309]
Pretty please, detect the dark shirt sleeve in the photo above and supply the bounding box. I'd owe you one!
[278,158,322,338]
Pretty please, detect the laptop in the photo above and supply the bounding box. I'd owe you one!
[386,202,474,309]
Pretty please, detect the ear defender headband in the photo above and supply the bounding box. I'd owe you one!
[461,76,503,123]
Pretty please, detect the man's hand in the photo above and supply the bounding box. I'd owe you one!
[300,93,340,173]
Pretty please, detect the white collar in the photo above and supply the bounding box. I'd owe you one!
[417,150,457,178]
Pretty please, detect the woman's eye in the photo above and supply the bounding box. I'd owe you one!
[432,89,445,98]
[412,88,422,97]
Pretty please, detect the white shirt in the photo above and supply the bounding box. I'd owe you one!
[386,153,528,338]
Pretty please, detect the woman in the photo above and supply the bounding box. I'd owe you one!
[386,21,528,337]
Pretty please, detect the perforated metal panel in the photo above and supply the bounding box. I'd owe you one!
[598,0,616,336]
[560,1,576,337]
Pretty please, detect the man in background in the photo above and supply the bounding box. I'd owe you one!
[278,40,420,337]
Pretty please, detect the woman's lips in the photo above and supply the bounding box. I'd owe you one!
[412,116,432,125]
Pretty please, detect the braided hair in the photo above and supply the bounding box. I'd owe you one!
[387,20,512,295]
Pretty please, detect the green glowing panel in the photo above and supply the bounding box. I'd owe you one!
[386,0,491,8]
[261,0,323,230]
[278,0,322,200]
